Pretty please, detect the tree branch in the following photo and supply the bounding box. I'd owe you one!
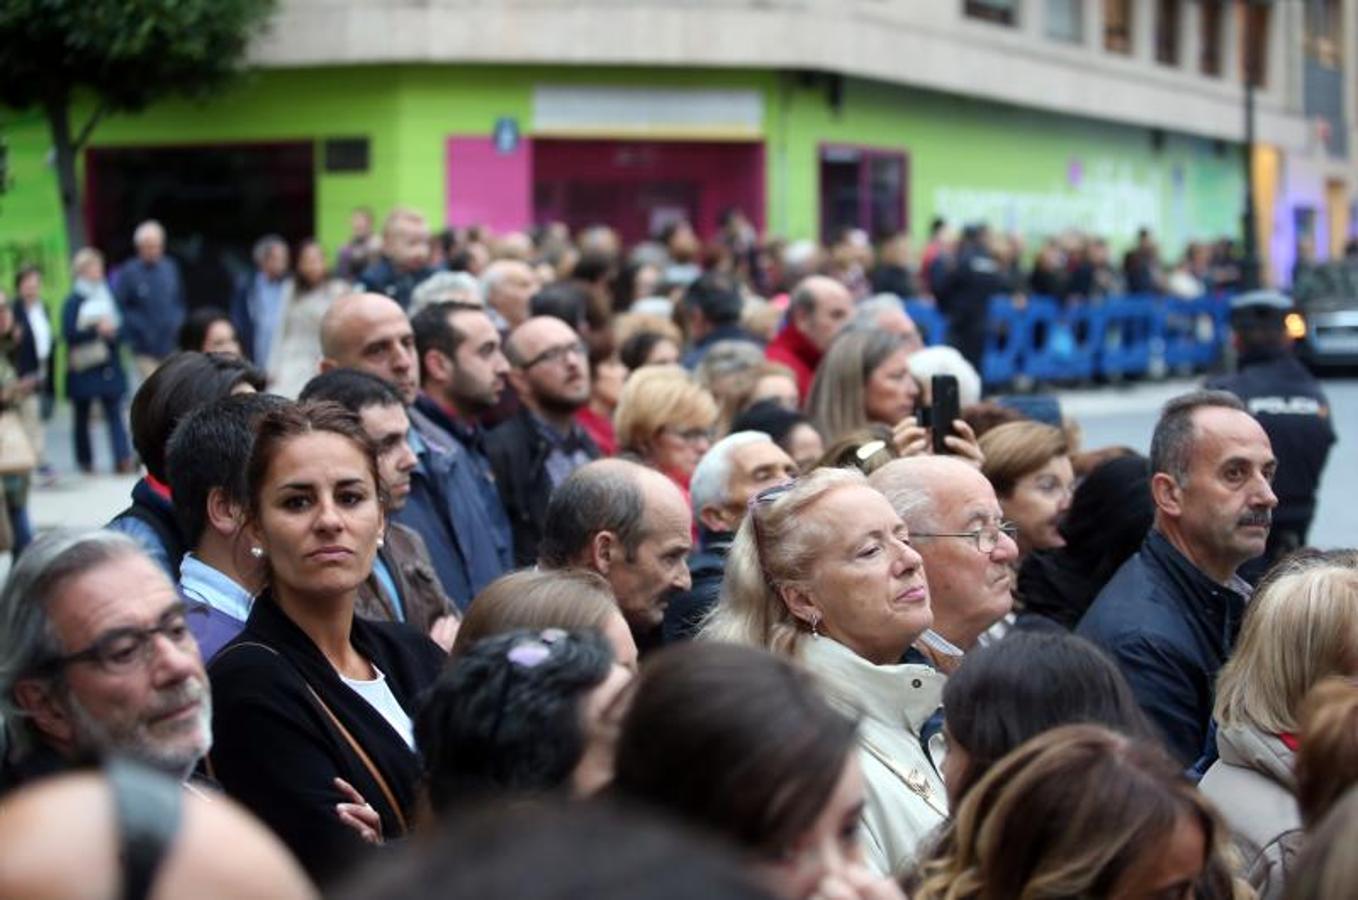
[71,102,107,152]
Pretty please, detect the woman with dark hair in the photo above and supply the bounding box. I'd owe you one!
[1014,453,1153,632]
[935,630,1157,808]
[178,307,243,357]
[614,641,902,900]
[417,628,631,813]
[911,725,1243,899]
[269,239,349,398]
[619,329,681,370]
[730,400,824,473]
[207,401,444,885]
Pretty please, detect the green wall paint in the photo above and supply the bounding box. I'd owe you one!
[773,76,1244,256]
[2,63,1242,290]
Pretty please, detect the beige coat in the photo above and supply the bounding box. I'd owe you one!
[799,637,948,877]
[1198,724,1302,900]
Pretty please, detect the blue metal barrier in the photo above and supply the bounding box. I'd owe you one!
[981,295,1027,386]
[903,299,949,347]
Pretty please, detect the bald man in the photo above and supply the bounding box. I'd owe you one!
[539,459,692,650]
[0,765,315,899]
[316,292,511,607]
[485,316,602,566]
[765,275,853,400]
[870,456,1018,668]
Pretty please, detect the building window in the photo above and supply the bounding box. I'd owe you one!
[1045,0,1082,42]
[964,0,1018,26]
[1304,0,1341,69]
[1200,0,1224,76]
[819,146,906,244]
[1104,0,1133,54]
[1241,0,1271,87]
[1155,0,1181,64]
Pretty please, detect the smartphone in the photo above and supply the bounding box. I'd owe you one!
[931,374,960,455]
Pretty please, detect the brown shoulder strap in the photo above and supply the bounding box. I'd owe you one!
[302,683,409,836]
[207,640,409,835]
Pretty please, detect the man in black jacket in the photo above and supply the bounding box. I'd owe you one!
[1079,390,1277,766]
[486,316,601,567]
[1206,290,1334,578]
[663,431,797,642]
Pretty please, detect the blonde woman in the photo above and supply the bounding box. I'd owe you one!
[1201,555,1358,898]
[701,467,945,876]
[613,364,718,505]
[911,725,1244,900]
[806,330,981,464]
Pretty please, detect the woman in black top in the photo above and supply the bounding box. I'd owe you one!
[207,401,442,884]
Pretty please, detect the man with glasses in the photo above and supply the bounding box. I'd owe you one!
[870,456,1019,670]
[0,530,212,793]
[487,316,602,567]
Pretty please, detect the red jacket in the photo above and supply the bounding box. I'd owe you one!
[765,321,823,402]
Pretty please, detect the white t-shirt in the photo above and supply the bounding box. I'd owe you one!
[340,666,415,750]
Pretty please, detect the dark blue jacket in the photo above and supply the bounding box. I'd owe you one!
[61,292,127,402]
[107,479,186,578]
[1077,530,1248,766]
[393,435,509,611]
[410,395,515,570]
[356,257,436,311]
[663,529,731,643]
[12,300,53,383]
[113,257,185,358]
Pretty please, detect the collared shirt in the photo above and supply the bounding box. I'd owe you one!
[531,412,594,489]
[179,553,252,624]
[371,555,404,623]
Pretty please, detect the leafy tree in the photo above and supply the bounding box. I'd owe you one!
[0,0,276,254]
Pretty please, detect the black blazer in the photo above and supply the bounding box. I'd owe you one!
[484,408,601,567]
[207,594,442,884]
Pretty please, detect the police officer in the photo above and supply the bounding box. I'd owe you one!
[1206,290,1335,578]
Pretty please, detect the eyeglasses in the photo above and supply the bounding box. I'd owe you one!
[34,603,206,676]
[662,426,714,446]
[521,340,587,370]
[911,521,1019,555]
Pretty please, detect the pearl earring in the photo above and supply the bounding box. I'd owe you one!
[249,546,264,559]
[376,536,385,549]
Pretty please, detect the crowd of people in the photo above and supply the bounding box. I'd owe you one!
[0,204,1346,899]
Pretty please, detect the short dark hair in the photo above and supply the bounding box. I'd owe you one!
[130,352,266,481]
[299,368,404,414]
[13,264,41,292]
[941,631,1156,804]
[411,302,473,367]
[538,463,647,567]
[167,393,290,546]
[729,400,812,450]
[177,306,234,354]
[682,273,742,327]
[1148,389,1247,484]
[529,282,590,333]
[613,642,857,857]
[416,628,613,813]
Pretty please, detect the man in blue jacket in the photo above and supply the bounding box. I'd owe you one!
[113,220,186,379]
[1078,390,1277,767]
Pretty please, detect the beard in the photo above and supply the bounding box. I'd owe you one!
[449,370,501,414]
[64,680,213,781]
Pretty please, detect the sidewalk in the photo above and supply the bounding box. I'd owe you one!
[27,403,139,533]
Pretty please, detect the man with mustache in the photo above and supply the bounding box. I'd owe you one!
[0,531,213,792]
[1079,390,1277,767]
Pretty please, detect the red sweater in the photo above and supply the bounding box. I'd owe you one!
[765,321,822,403]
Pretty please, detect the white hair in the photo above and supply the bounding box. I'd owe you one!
[689,431,772,517]
[908,345,983,406]
[133,220,165,246]
[849,294,908,330]
[411,271,484,315]
[782,239,820,272]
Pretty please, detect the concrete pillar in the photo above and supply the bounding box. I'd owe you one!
[1133,0,1157,61]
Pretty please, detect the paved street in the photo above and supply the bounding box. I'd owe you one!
[22,374,1357,549]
